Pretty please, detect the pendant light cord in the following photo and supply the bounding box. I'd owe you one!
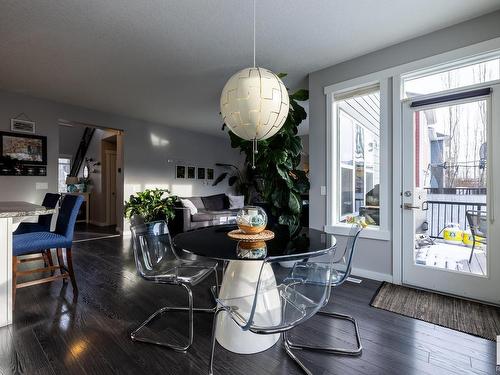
[253,0,256,68]
[252,0,257,169]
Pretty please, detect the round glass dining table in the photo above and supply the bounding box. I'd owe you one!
[173,224,337,354]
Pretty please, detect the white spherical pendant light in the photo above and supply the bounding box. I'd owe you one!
[220,67,289,141]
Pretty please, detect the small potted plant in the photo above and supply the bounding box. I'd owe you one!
[124,188,177,227]
[79,177,92,192]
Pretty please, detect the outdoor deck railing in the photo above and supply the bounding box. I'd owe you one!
[424,187,486,195]
[426,200,486,239]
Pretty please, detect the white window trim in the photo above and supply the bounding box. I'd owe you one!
[325,77,391,241]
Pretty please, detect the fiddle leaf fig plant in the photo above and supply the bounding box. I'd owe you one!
[212,163,259,203]
[124,188,177,223]
[225,76,310,234]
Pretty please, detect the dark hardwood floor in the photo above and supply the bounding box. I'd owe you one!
[1,236,496,375]
[73,223,120,242]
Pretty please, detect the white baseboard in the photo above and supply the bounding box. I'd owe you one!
[351,267,393,283]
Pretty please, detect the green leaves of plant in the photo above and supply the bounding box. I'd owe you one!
[228,175,238,186]
[124,188,177,223]
[288,192,301,214]
[275,164,293,188]
[290,169,310,194]
[212,172,228,186]
[289,89,309,101]
[287,136,302,158]
[278,214,300,234]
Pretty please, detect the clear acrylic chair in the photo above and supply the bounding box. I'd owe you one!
[284,224,363,374]
[466,210,487,263]
[130,221,219,352]
[208,242,337,374]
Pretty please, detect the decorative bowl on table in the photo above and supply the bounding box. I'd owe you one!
[236,206,267,234]
[236,240,267,259]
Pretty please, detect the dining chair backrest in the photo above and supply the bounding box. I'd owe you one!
[54,195,84,240]
[130,221,179,280]
[332,223,363,286]
[38,193,60,228]
[225,244,337,334]
[466,210,488,237]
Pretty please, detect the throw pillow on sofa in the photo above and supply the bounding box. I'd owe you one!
[227,194,245,209]
[180,199,198,215]
[201,194,228,211]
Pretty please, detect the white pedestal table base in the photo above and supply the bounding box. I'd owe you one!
[215,260,281,354]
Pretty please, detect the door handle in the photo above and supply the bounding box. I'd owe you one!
[403,203,420,210]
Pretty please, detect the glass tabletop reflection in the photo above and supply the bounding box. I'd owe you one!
[172,224,336,261]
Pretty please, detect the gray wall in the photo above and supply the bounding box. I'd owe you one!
[308,10,500,278]
[0,90,241,219]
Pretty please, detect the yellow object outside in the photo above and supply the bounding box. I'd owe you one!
[443,226,463,244]
[462,230,484,248]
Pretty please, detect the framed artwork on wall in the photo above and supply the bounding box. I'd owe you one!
[187,166,195,179]
[176,165,186,179]
[0,131,47,165]
[197,167,205,179]
[11,119,36,134]
[207,168,214,180]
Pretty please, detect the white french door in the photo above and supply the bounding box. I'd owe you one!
[401,84,500,304]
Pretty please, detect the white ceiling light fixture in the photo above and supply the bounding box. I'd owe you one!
[220,0,289,167]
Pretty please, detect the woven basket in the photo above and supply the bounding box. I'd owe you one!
[227,229,275,242]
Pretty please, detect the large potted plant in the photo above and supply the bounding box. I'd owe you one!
[124,188,177,226]
[212,163,263,204]
[223,75,310,234]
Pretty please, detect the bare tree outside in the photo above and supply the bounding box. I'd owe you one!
[440,71,461,188]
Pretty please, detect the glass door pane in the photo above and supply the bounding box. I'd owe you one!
[412,99,487,276]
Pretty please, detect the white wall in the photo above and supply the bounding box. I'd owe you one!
[0,90,242,222]
[308,10,500,279]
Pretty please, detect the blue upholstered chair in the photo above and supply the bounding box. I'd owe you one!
[14,193,61,234]
[12,195,84,306]
[14,193,61,270]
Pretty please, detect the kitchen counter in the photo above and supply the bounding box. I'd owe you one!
[0,202,55,327]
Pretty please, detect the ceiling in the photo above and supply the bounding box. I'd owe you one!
[1,1,499,137]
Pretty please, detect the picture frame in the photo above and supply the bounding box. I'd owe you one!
[0,131,47,165]
[207,168,214,180]
[176,165,186,179]
[11,118,36,134]
[197,167,205,179]
[187,166,195,179]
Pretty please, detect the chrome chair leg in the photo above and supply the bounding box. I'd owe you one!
[131,282,216,352]
[282,332,313,375]
[208,307,226,375]
[284,311,362,356]
[214,267,220,299]
[210,264,223,302]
